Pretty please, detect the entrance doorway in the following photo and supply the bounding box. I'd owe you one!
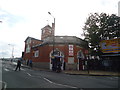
[49,48,64,70]
[77,50,85,70]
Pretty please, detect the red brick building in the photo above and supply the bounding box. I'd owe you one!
[23,24,88,70]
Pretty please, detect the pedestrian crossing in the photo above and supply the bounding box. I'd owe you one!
[3,67,25,72]
[21,68,25,71]
[0,80,7,90]
[107,77,119,80]
[2,61,26,72]
[4,68,9,71]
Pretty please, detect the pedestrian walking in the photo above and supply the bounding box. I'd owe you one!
[15,59,21,71]
[56,57,61,73]
[51,56,56,71]
[27,59,29,66]
[29,60,32,68]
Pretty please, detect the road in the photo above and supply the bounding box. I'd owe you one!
[1,60,119,89]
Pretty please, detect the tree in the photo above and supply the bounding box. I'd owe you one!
[83,13,120,56]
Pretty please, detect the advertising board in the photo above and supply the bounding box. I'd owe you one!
[100,38,120,53]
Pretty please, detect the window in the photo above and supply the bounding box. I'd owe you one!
[68,57,74,64]
[77,50,85,59]
[26,45,30,53]
[34,50,39,57]
[42,30,45,34]
[26,38,31,44]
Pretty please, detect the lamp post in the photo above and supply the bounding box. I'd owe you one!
[48,12,55,56]
[48,12,55,35]
[8,44,14,62]
[48,12,56,71]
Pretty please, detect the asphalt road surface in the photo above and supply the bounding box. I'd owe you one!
[1,60,119,89]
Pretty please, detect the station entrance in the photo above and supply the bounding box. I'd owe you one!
[50,49,64,71]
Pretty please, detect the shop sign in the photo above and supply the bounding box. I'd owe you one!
[69,45,74,56]
[100,38,120,53]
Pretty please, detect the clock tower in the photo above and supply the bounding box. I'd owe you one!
[41,25,53,40]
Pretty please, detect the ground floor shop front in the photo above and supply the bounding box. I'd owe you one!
[100,55,120,72]
[23,45,88,71]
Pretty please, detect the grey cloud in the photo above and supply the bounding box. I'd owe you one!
[0,8,25,27]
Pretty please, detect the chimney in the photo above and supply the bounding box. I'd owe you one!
[52,23,55,36]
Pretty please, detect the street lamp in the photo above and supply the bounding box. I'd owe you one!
[48,12,55,35]
[48,12,55,55]
[8,44,14,61]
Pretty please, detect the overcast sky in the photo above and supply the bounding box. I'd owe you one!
[0,0,119,58]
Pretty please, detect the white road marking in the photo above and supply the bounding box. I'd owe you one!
[53,82,78,88]
[27,73,32,76]
[107,77,119,80]
[21,68,25,71]
[43,78,53,83]
[114,77,119,79]
[108,77,114,80]
[12,68,25,71]
[4,68,9,71]
[0,81,7,89]
[43,77,77,88]
[3,81,7,89]
[12,62,17,65]
[26,72,78,88]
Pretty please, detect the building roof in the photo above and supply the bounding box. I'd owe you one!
[44,36,87,44]
[41,25,52,30]
[24,36,43,42]
[32,36,88,49]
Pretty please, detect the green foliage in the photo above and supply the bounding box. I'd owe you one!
[83,13,120,56]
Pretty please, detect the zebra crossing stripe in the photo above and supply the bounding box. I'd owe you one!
[4,68,9,71]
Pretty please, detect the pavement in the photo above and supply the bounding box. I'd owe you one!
[62,70,120,77]
[31,67,120,77]
[12,61,120,77]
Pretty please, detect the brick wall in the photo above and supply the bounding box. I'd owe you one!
[41,25,52,40]
[33,62,49,69]
[23,37,88,70]
[23,37,42,60]
[32,43,86,63]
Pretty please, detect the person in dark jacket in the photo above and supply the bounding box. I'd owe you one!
[27,59,29,66]
[29,60,32,68]
[56,57,61,73]
[15,60,21,71]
